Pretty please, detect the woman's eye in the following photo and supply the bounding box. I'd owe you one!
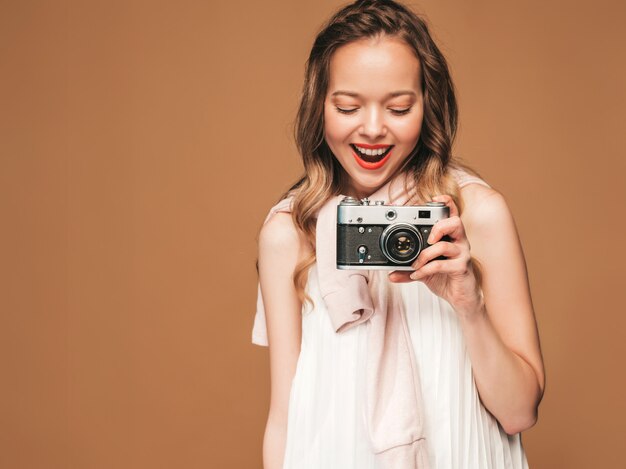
[334,106,412,115]
[336,106,357,114]
[390,107,412,115]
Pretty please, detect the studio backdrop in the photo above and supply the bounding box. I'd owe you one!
[1,0,625,468]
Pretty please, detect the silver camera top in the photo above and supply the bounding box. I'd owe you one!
[339,196,445,207]
[338,196,449,225]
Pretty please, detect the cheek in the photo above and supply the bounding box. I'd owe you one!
[324,111,349,145]
[395,116,423,143]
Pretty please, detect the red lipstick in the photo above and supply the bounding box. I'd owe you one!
[351,146,394,170]
[352,143,392,149]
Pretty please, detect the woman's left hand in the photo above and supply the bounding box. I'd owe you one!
[388,194,483,318]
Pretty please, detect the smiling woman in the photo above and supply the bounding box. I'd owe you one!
[252,1,545,468]
[324,35,424,196]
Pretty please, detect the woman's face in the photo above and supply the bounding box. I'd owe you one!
[324,35,424,199]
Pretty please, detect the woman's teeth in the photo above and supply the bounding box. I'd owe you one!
[351,144,393,162]
[357,147,386,156]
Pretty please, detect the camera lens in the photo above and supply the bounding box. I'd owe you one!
[393,234,413,254]
[380,223,422,264]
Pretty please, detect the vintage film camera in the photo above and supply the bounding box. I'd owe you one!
[336,196,450,270]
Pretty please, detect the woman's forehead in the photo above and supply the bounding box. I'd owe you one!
[328,36,421,97]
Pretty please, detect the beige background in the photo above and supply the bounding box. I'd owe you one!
[1,0,625,467]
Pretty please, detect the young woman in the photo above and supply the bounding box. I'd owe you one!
[252,1,545,468]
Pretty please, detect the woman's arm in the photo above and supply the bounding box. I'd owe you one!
[258,211,309,469]
[458,184,546,435]
[389,184,545,435]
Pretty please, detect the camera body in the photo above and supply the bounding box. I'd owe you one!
[336,196,450,270]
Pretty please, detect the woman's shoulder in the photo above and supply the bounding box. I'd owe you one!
[258,194,312,260]
[259,196,297,250]
[459,180,500,211]
[260,194,295,223]
[449,166,510,229]
[458,185,514,243]
[448,166,499,207]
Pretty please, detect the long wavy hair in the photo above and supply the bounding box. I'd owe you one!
[266,0,484,307]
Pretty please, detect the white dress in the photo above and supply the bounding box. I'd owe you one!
[252,171,530,468]
[279,264,529,469]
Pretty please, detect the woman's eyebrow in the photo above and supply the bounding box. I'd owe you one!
[330,90,417,98]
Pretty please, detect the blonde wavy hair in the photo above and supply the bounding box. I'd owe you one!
[263,0,485,308]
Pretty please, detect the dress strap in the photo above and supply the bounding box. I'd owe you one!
[449,167,491,189]
[261,195,294,224]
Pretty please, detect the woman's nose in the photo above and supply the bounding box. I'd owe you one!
[358,107,387,139]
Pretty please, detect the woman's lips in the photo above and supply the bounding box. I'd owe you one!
[351,145,393,170]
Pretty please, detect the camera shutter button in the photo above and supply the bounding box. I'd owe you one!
[340,196,360,206]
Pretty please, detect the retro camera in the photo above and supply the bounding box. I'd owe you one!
[336,196,450,270]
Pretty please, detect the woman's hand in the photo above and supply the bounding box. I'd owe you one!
[388,194,483,318]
